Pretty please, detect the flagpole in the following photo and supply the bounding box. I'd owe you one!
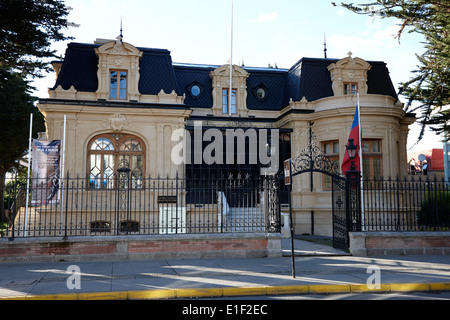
[59,115,67,235]
[24,113,33,237]
[228,0,234,116]
[357,93,365,231]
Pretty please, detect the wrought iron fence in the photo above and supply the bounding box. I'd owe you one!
[2,173,448,239]
[1,173,280,238]
[362,176,450,232]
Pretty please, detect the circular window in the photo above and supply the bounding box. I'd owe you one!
[256,87,266,100]
[190,85,201,97]
[254,85,268,102]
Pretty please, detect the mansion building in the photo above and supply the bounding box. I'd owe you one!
[37,38,415,236]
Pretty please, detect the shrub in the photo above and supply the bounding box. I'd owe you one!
[417,191,450,230]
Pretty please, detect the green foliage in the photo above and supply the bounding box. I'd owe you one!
[3,176,26,211]
[0,69,45,176]
[332,1,450,142]
[0,0,73,221]
[417,191,450,229]
[0,0,74,77]
[0,68,45,220]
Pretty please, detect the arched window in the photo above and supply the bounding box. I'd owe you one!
[88,133,145,189]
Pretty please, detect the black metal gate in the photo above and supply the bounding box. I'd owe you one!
[289,132,361,251]
[331,175,348,251]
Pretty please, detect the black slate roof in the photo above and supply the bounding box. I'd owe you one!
[51,42,398,110]
[53,43,99,92]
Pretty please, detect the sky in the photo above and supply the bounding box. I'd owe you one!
[32,0,445,154]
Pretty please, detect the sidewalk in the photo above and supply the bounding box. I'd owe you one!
[282,237,351,256]
[0,238,449,300]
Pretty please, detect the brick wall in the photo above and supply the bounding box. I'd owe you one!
[350,232,450,256]
[0,233,282,263]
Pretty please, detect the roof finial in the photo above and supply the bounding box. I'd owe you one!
[324,32,328,59]
[116,17,123,43]
[120,17,123,41]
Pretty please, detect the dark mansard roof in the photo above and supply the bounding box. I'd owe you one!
[51,42,398,110]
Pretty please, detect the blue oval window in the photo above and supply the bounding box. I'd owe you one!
[191,85,201,97]
[256,88,266,100]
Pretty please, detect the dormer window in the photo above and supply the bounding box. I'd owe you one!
[328,54,371,97]
[209,65,249,117]
[344,82,358,95]
[94,39,143,101]
[110,70,127,100]
[222,88,237,115]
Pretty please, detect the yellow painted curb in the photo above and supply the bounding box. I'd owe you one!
[309,284,351,294]
[175,288,223,299]
[79,291,129,300]
[2,282,450,300]
[128,289,176,300]
[430,282,450,291]
[350,283,390,293]
[390,283,431,293]
[265,285,309,296]
[26,293,79,300]
[222,286,267,297]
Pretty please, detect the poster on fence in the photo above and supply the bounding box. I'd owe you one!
[31,140,61,206]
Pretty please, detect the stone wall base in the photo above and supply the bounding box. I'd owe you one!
[349,232,450,256]
[0,233,282,263]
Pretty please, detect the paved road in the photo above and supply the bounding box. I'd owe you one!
[0,238,449,301]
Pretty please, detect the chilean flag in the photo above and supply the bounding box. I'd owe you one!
[341,102,361,173]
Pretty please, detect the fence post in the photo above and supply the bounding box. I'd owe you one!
[63,172,69,239]
[9,174,17,240]
[433,175,439,230]
[346,170,362,233]
[396,176,401,231]
[175,172,179,234]
[116,168,131,235]
[266,175,280,233]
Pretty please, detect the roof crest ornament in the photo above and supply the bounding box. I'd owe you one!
[116,17,123,44]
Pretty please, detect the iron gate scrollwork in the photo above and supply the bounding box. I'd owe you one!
[346,170,362,232]
[332,175,348,251]
[265,175,280,233]
[288,131,361,251]
[332,171,362,250]
[291,144,341,177]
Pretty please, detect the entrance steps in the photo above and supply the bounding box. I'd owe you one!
[11,207,42,236]
[222,207,265,233]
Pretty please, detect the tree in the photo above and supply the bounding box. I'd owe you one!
[0,0,74,78]
[0,0,73,221]
[0,69,45,221]
[332,1,450,141]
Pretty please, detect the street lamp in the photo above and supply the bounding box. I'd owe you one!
[345,138,362,232]
[346,138,358,171]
